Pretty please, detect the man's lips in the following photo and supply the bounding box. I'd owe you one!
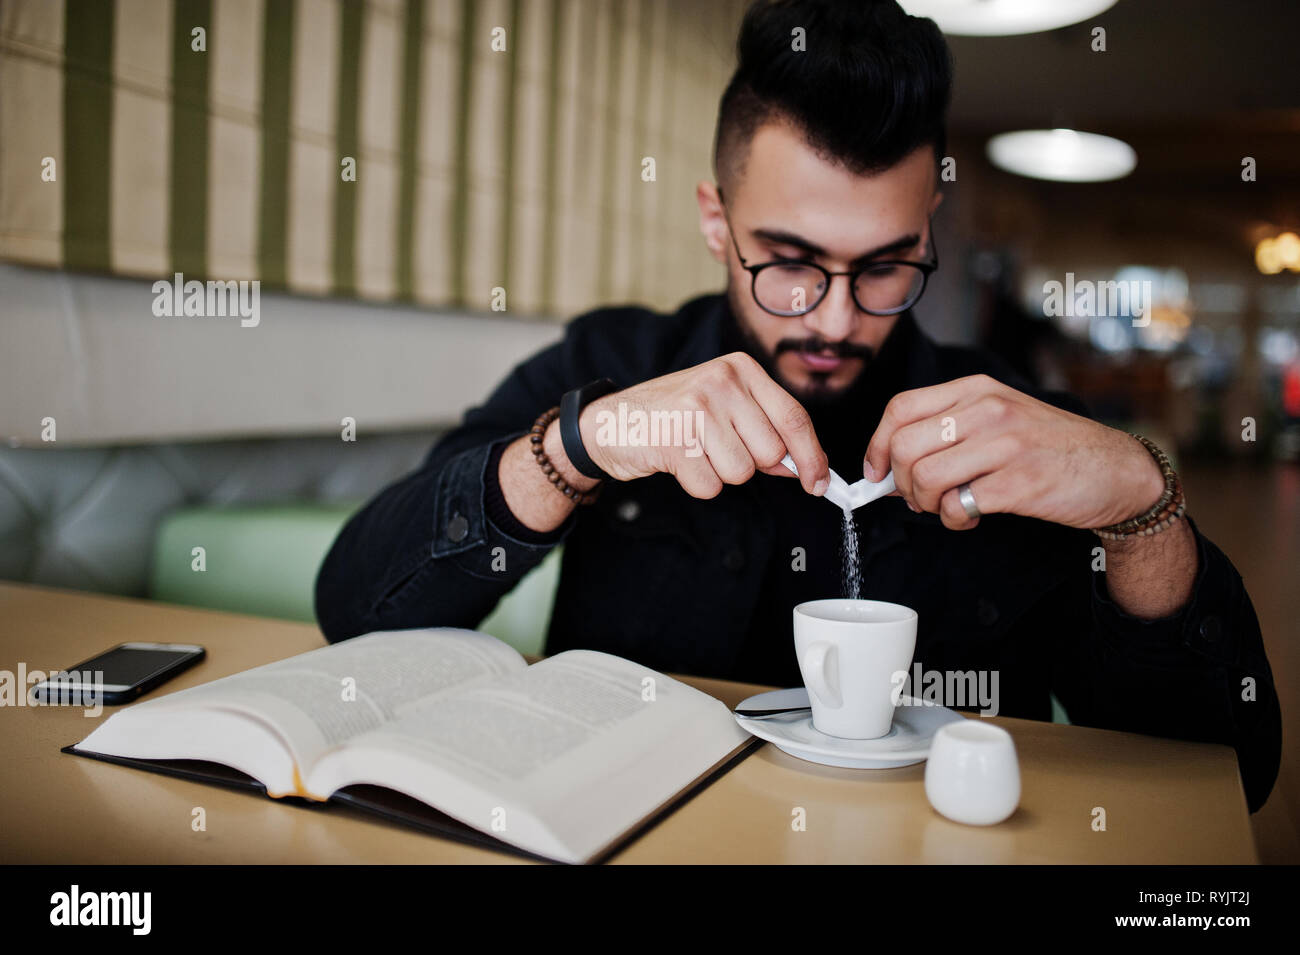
[795,351,849,372]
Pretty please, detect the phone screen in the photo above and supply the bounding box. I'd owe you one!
[60,646,199,687]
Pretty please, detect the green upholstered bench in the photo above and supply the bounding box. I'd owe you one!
[148,503,561,656]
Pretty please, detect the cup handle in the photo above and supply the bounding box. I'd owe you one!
[803,641,842,709]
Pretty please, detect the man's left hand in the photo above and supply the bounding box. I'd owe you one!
[862,374,1166,532]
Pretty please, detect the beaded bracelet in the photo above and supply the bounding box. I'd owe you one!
[529,406,603,505]
[1091,434,1186,540]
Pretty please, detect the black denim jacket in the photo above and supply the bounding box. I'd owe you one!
[315,292,1282,812]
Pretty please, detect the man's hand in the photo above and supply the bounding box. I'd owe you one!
[580,351,830,499]
[862,374,1166,532]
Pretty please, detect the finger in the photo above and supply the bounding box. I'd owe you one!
[864,374,1002,482]
[909,433,1020,514]
[939,484,981,531]
[670,452,725,499]
[736,359,829,494]
[889,399,1008,507]
[938,468,1021,530]
[940,478,986,531]
[888,416,954,507]
[698,414,755,485]
[727,394,789,476]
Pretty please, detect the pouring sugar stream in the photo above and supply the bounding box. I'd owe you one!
[781,454,895,600]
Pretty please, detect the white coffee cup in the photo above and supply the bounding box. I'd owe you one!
[792,598,917,739]
[924,720,1021,826]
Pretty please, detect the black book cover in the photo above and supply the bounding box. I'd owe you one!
[61,736,763,864]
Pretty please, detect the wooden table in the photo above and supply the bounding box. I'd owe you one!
[0,582,1258,863]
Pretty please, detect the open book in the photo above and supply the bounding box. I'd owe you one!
[68,628,758,864]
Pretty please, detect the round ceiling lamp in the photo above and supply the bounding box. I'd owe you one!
[986,128,1137,182]
[1256,232,1300,275]
[898,0,1118,36]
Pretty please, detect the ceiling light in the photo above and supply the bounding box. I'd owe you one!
[898,0,1117,36]
[1274,232,1300,270]
[1255,238,1282,274]
[986,128,1137,182]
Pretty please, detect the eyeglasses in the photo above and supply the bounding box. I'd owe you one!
[718,191,938,318]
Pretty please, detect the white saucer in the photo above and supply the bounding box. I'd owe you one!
[734,687,966,769]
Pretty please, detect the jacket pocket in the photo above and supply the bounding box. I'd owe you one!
[589,476,703,552]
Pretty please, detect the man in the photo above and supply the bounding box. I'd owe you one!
[316,0,1280,812]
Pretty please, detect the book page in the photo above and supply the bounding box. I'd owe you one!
[363,651,660,781]
[81,629,526,783]
[310,649,750,861]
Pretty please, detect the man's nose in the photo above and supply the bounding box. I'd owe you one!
[802,274,858,343]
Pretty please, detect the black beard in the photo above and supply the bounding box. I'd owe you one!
[723,284,874,412]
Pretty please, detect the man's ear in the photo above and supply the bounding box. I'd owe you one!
[696,180,729,265]
[930,190,945,216]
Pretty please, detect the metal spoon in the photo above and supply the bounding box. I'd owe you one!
[734,705,812,719]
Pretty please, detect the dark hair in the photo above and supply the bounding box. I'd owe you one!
[713,0,953,195]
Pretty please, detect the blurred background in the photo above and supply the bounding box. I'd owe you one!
[1,0,1296,860]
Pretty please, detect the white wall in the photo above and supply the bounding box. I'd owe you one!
[1,263,564,446]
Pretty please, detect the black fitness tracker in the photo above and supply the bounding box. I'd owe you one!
[559,377,619,481]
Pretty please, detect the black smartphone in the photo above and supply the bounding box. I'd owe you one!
[30,642,206,706]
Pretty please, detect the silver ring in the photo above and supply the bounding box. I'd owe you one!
[958,483,980,520]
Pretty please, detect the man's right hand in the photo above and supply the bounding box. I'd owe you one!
[579,351,830,499]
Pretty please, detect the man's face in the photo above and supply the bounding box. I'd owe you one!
[699,120,943,404]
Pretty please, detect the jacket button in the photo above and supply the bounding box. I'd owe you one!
[446,513,469,543]
[617,499,641,522]
[1199,615,1222,645]
[723,547,746,571]
[976,597,999,627]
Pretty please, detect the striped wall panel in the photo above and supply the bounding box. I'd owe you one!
[0,0,746,318]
